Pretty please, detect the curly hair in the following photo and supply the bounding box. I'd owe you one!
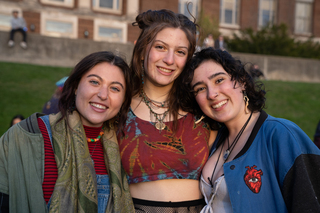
[58,51,132,134]
[131,9,198,131]
[179,48,266,127]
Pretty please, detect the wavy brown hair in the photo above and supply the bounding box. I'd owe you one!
[180,48,266,129]
[58,51,132,134]
[131,9,198,131]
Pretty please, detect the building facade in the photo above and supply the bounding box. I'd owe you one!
[0,0,319,44]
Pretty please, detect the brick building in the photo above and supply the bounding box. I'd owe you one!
[0,0,319,45]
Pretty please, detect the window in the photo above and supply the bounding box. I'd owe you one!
[259,0,276,27]
[92,0,122,14]
[40,0,75,8]
[41,12,78,38]
[179,0,199,20]
[0,14,12,30]
[94,19,127,43]
[220,0,240,26]
[295,0,313,34]
[0,7,21,31]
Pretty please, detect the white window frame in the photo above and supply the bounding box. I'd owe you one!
[40,0,75,8]
[220,0,240,28]
[0,6,21,31]
[178,0,199,20]
[41,12,78,39]
[92,0,122,14]
[94,18,127,43]
[294,0,313,35]
[258,0,276,27]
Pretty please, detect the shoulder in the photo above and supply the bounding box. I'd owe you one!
[19,112,46,134]
[260,114,319,155]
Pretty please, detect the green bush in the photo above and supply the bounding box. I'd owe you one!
[226,23,320,59]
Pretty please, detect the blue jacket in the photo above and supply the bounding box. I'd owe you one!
[211,111,320,213]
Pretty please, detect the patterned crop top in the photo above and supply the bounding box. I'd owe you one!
[118,109,210,184]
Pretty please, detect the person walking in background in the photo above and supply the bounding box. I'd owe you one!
[8,10,28,49]
[203,34,214,48]
[42,76,68,115]
[9,114,24,127]
[181,47,320,212]
[214,35,227,51]
[248,64,265,81]
[118,9,217,212]
[0,51,134,213]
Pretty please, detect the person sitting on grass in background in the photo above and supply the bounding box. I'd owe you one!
[8,10,28,49]
[0,51,134,213]
[42,76,68,115]
[9,114,25,127]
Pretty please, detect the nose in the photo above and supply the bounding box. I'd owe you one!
[207,86,218,100]
[163,50,174,65]
[98,88,108,100]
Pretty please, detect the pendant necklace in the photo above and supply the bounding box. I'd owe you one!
[208,112,253,188]
[140,89,169,131]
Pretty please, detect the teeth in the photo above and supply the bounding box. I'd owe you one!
[91,103,106,109]
[158,67,172,73]
[212,100,227,109]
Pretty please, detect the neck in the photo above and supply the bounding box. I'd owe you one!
[143,82,172,103]
[226,111,259,140]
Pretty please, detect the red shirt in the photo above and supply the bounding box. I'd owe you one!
[38,118,107,203]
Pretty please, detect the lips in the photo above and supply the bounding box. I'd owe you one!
[211,100,227,109]
[158,66,174,73]
[90,102,107,110]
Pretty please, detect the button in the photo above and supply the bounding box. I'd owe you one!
[230,165,235,170]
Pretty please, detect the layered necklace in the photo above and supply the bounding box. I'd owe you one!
[140,89,169,131]
[208,112,253,188]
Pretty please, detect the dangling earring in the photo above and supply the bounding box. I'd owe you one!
[243,91,249,114]
[69,94,76,112]
[141,61,145,85]
[195,115,205,124]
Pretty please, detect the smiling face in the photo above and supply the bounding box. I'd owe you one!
[75,62,126,127]
[144,27,189,88]
[191,60,246,125]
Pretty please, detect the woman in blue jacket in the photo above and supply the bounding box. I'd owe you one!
[180,47,320,213]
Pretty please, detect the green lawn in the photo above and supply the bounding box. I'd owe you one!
[0,61,319,140]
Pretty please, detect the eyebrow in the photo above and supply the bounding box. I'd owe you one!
[87,74,124,89]
[154,40,188,50]
[192,72,227,89]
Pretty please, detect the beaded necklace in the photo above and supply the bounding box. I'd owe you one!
[87,130,104,142]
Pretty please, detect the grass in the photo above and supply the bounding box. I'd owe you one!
[0,61,319,140]
[0,61,71,134]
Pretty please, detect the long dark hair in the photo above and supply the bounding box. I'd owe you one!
[131,9,198,130]
[180,48,266,128]
[58,51,132,133]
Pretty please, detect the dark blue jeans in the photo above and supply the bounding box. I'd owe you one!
[10,28,27,42]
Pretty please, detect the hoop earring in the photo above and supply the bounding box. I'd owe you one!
[243,91,249,114]
[195,115,205,124]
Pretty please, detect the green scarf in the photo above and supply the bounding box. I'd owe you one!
[48,112,134,213]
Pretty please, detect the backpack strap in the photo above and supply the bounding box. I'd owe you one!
[39,115,54,153]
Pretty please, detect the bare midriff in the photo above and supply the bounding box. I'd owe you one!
[129,179,203,201]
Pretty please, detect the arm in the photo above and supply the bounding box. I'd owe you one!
[273,120,320,212]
